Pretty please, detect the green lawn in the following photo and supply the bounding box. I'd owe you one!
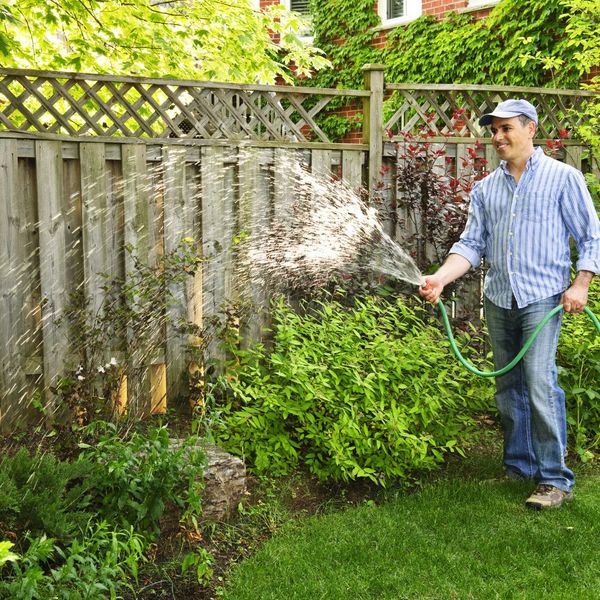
[223,473,600,600]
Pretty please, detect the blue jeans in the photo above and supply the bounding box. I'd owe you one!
[484,294,574,492]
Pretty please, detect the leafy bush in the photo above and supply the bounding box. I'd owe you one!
[81,422,206,534]
[0,524,146,600]
[0,449,95,543]
[558,277,600,462]
[0,424,210,599]
[211,294,493,485]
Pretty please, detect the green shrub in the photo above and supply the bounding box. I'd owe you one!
[211,294,493,485]
[81,422,206,534]
[0,523,146,600]
[0,449,95,543]
[0,424,212,599]
[558,277,600,462]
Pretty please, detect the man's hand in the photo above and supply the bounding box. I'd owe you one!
[560,270,594,313]
[419,277,444,304]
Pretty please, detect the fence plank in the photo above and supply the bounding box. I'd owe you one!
[341,150,363,192]
[184,161,203,410]
[565,145,582,170]
[122,143,153,417]
[36,141,70,421]
[238,148,273,345]
[201,146,235,367]
[273,149,300,221]
[311,149,332,178]
[0,140,30,429]
[485,144,500,172]
[81,143,111,319]
[19,157,43,387]
[81,142,126,416]
[163,145,194,405]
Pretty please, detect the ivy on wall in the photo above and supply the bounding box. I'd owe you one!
[304,0,598,162]
[307,0,594,89]
[308,0,379,89]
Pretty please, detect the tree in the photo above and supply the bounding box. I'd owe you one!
[0,0,329,83]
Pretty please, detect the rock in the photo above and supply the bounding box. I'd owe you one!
[170,439,247,522]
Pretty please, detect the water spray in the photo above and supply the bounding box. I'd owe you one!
[235,158,599,379]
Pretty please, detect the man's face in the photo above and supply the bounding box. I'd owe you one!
[490,116,536,163]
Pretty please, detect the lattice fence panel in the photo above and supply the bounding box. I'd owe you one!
[384,84,597,141]
[0,69,366,142]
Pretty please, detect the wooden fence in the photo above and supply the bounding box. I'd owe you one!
[0,66,597,427]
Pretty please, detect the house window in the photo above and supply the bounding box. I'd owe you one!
[378,0,421,27]
[290,0,309,13]
[281,0,313,39]
[281,0,310,14]
[388,0,405,19]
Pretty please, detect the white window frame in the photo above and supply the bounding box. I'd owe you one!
[378,0,422,28]
[467,0,500,7]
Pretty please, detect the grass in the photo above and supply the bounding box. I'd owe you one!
[222,437,600,600]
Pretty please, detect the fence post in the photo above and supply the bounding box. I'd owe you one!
[362,64,385,198]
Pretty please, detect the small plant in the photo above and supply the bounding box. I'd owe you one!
[81,422,206,535]
[181,547,214,584]
[0,449,95,543]
[55,239,203,424]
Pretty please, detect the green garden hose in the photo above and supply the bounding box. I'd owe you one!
[437,300,600,378]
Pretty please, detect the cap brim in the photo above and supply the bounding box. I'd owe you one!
[479,110,523,126]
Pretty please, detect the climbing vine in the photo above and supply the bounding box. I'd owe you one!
[307,0,596,89]
[304,0,599,157]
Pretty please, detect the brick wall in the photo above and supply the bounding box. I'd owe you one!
[372,31,388,49]
[421,0,468,18]
[587,66,600,83]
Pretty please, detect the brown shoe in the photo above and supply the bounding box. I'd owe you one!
[525,484,573,510]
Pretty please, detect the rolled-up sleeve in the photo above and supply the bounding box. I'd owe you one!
[449,185,487,268]
[560,170,600,274]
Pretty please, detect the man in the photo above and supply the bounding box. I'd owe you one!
[420,98,600,509]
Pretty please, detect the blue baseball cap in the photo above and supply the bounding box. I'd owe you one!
[479,99,538,126]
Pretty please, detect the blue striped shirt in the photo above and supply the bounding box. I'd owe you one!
[450,147,600,309]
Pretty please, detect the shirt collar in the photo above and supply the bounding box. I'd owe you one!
[500,146,543,175]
